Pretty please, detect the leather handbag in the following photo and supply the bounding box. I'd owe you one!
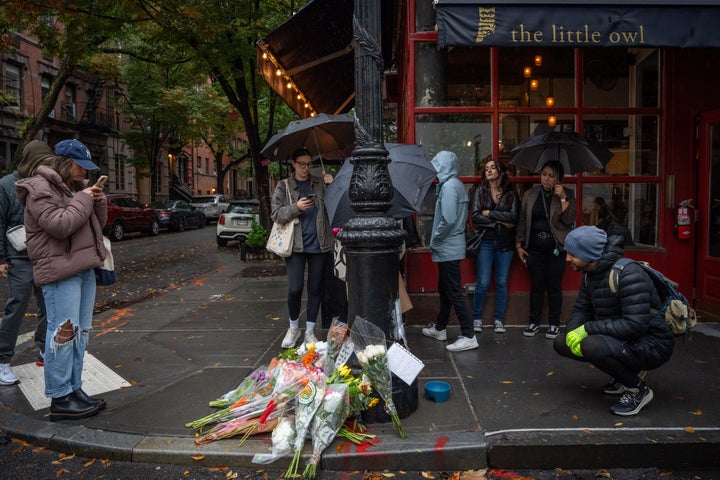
[466,230,484,258]
[266,180,297,258]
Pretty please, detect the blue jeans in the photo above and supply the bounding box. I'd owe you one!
[0,258,46,363]
[472,239,513,321]
[42,269,96,398]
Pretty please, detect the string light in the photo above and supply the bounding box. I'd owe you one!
[530,79,539,90]
[258,41,317,116]
[548,115,557,126]
[523,66,532,78]
[534,55,542,66]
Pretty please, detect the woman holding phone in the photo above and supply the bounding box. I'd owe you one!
[271,148,334,349]
[16,139,108,421]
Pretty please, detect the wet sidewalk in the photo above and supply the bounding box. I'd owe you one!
[1,260,719,472]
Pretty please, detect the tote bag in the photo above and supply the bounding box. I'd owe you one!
[266,180,296,258]
[95,236,117,286]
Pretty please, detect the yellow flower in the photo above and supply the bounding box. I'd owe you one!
[368,397,380,408]
[337,364,351,378]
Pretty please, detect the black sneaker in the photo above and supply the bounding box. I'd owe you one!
[602,379,627,395]
[610,382,654,416]
[523,324,539,337]
[545,325,560,339]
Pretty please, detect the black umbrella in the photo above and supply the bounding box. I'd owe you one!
[510,130,613,175]
[324,143,437,228]
[261,113,355,164]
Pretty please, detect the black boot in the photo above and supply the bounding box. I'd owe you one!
[50,394,101,421]
[71,389,106,410]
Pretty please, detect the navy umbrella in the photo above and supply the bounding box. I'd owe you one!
[324,143,437,228]
[261,113,355,165]
[510,129,613,175]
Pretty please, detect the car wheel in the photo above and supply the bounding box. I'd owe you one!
[217,236,228,247]
[177,217,186,232]
[148,218,160,236]
[110,221,125,242]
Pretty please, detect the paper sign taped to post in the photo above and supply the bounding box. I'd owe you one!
[387,342,424,385]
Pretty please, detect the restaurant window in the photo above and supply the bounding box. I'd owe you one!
[415,114,492,176]
[583,48,660,108]
[499,48,575,108]
[415,43,491,108]
[581,183,658,247]
[3,63,22,106]
[583,115,660,176]
[415,0,435,32]
[499,114,576,171]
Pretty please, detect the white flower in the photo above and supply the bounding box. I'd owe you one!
[356,351,367,364]
[271,416,295,454]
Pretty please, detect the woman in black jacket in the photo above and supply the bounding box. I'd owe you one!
[470,159,519,334]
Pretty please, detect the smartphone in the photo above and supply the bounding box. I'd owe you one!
[94,175,108,188]
[304,194,316,201]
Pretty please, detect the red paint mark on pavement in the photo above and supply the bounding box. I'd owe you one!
[435,436,449,450]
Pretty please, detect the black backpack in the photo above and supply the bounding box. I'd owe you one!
[608,258,697,336]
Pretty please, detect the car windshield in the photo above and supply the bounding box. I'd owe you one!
[229,206,256,214]
[150,201,172,209]
[192,196,216,203]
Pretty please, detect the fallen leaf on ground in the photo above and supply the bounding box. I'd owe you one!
[191,454,206,461]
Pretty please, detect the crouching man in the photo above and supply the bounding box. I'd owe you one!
[553,226,674,416]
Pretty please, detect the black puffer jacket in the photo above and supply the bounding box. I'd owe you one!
[567,235,674,367]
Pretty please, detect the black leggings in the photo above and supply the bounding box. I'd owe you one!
[285,252,327,324]
[553,333,643,388]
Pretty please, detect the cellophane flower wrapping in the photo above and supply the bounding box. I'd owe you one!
[350,317,405,439]
[258,359,318,426]
[186,379,274,433]
[285,373,327,478]
[208,366,270,408]
[252,415,296,465]
[323,317,348,369]
[303,383,351,478]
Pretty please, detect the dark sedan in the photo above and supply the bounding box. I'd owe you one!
[150,200,206,232]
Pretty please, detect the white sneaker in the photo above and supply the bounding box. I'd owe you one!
[494,320,506,333]
[0,363,19,385]
[473,320,483,332]
[422,325,447,341]
[281,327,301,348]
[446,336,479,352]
[304,330,318,345]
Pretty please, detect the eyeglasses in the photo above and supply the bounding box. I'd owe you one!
[295,162,312,169]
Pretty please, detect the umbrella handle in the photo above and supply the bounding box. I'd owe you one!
[310,128,326,174]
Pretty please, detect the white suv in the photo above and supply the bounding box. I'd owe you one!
[190,195,231,223]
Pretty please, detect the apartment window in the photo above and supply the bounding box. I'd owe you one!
[3,64,22,105]
[41,76,55,118]
[62,84,76,121]
[114,154,126,191]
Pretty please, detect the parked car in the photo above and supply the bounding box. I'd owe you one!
[190,194,231,223]
[104,194,160,241]
[149,200,206,232]
[216,200,260,247]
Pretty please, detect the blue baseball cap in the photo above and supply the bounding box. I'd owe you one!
[54,139,99,171]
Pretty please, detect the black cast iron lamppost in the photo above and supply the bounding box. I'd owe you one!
[338,1,418,420]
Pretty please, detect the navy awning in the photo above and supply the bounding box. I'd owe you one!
[435,1,720,48]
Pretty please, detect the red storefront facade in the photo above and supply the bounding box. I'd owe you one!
[259,0,720,323]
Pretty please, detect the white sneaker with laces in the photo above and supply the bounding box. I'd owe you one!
[0,363,19,386]
[446,335,479,352]
[281,327,301,348]
[494,320,506,333]
[473,320,483,332]
[304,330,318,345]
[422,325,447,341]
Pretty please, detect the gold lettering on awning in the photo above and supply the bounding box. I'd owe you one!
[476,7,496,43]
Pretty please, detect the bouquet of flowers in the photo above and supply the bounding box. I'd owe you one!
[208,366,270,408]
[303,383,351,478]
[252,415,296,465]
[285,375,327,478]
[350,317,405,439]
[323,318,349,369]
[185,382,274,433]
[258,359,319,425]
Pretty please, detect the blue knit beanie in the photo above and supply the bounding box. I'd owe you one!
[564,226,607,262]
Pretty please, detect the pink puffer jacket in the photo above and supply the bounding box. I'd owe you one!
[15,166,108,287]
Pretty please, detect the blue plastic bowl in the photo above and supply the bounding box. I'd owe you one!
[424,381,451,402]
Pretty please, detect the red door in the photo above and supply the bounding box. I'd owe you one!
[696,111,720,319]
